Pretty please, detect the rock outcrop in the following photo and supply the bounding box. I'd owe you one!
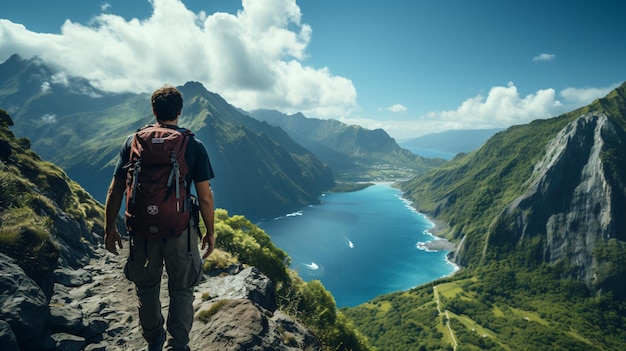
[0,240,322,351]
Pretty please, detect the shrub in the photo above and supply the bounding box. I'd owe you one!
[197,300,230,324]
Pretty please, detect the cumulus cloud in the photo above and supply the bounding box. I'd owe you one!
[341,82,567,139]
[0,0,356,117]
[532,53,556,62]
[383,104,407,113]
[559,84,620,106]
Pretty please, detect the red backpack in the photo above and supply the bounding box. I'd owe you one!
[125,124,193,238]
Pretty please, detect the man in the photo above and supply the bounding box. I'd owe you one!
[104,85,215,351]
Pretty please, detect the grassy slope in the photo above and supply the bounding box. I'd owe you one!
[0,109,105,280]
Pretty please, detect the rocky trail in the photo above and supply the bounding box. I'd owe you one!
[50,245,153,350]
[1,239,322,351]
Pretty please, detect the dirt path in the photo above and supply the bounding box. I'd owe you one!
[433,286,457,351]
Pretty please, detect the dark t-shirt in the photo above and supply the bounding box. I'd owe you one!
[113,124,215,184]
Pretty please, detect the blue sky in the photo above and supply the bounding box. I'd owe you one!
[1,0,624,139]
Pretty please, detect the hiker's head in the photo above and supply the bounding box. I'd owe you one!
[151,85,183,122]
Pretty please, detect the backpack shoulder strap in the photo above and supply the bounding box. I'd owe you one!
[176,127,194,138]
[136,124,155,133]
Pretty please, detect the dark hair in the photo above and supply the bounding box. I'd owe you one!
[151,85,183,122]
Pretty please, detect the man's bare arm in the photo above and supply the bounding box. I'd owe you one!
[104,176,125,255]
[196,180,215,258]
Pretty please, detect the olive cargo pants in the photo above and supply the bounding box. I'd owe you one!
[124,230,202,351]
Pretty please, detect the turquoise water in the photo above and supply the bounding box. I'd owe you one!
[258,183,457,307]
[403,146,457,160]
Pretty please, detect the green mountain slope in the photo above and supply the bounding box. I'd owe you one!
[0,54,334,220]
[250,109,445,181]
[343,82,626,350]
[0,108,105,295]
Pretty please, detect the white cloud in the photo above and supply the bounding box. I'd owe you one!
[0,0,356,117]
[101,3,111,12]
[559,84,620,106]
[342,82,567,139]
[41,114,56,123]
[348,81,622,140]
[532,53,556,62]
[384,104,408,113]
[40,81,51,93]
[51,72,69,86]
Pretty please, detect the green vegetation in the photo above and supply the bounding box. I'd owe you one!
[202,247,239,272]
[329,182,374,193]
[0,109,104,281]
[400,83,626,268]
[208,208,372,351]
[344,266,626,350]
[340,82,626,350]
[197,299,231,324]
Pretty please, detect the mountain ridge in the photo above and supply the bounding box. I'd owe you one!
[249,109,445,181]
[0,55,334,220]
[344,81,626,350]
[401,82,626,287]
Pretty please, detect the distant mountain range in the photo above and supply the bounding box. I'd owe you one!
[0,54,449,219]
[0,55,334,219]
[249,109,445,181]
[399,128,504,158]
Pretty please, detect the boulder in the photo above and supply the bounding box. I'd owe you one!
[191,299,321,351]
[54,267,93,287]
[199,267,277,312]
[0,254,50,349]
[49,305,84,334]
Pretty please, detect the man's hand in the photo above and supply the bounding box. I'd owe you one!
[104,177,125,255]
[201,231,215,259]
[104,229,124,255]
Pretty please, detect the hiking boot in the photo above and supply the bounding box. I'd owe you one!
[148,329,166,351]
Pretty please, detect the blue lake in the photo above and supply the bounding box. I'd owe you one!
[257,183,457,307]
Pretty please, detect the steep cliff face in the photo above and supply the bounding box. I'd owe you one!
[483,113,626,291]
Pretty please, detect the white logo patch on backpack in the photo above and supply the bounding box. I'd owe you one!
[147,205,159,216]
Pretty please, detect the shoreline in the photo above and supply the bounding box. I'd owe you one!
[396,189,460,274]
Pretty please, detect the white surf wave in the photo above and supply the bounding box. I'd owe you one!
[304,262,319,270]
[416,241,436,252]
[342,234,355,248]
